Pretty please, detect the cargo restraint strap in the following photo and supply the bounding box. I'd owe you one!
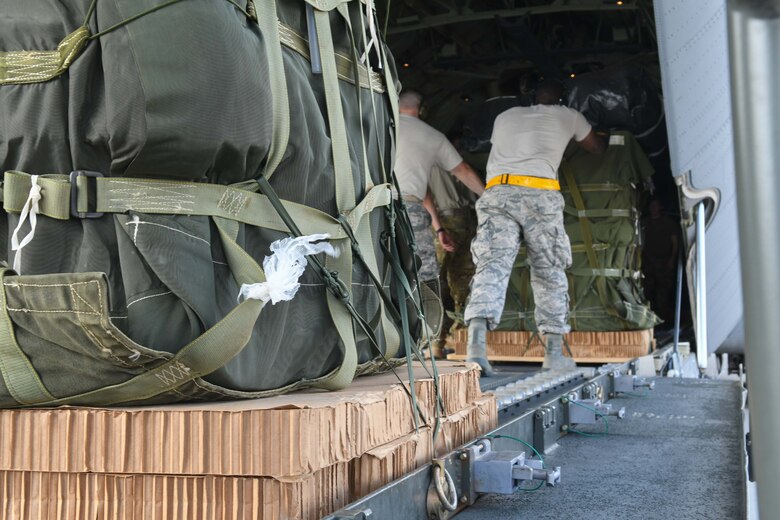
[560,162,628,319]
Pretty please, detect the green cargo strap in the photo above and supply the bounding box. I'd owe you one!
[516,242,610,263]
[311,7,361,390]
[568,268,642,279]
[314,8,356,213]
[563,207,633,219]
[560,162,623,319]
[278,22,385,93]
[0,26,90,86]
[561,183,625,193]
[257,0,290,180]
[3,172,395,240]
[336,4,373,193]
[0,269,55,405]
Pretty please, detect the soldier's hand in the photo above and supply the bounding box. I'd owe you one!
[438,229,456,252]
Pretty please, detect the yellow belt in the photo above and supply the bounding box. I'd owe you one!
[486,174,560,191]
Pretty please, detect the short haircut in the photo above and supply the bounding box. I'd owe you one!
[399,90,423,111]
[534,79,564,105]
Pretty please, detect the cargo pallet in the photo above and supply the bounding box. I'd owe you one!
[447,328,656,363]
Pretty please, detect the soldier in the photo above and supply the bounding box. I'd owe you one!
[464,80,605,376]
[430,163,479,357]
[394,91,484,285]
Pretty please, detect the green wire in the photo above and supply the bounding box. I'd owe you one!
[482,435,545,492]
[568,400,610,437]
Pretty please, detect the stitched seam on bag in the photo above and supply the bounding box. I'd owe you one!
[190,377,235,398]
[70,286,99,314]
[6,308,100,315]
[217,189,248,216]
[4,281,102,288]
[154,361,192,386]
[108,182,196,213]
[70,284,135,369]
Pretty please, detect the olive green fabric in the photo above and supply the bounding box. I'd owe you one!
[0,0,429,406]
[497,132,661,332]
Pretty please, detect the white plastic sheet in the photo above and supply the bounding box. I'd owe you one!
[238,233,338,304]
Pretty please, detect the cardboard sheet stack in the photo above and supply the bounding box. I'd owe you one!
[449,329,655,363]
[0,362,496,519]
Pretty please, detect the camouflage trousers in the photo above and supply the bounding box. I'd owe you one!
[406,201,439,281]
[464,185,573,335]
[436,209,477,315]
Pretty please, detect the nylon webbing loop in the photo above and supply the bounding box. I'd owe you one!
[0,27,90,85]
[0,269,55,405]
[257,0,290,180]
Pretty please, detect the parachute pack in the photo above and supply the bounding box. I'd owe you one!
[0,0,442,408]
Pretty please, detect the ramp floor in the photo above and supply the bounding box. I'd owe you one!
[459,377,745,520]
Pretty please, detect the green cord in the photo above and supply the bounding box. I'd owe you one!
[568,400,610,436]
[482,434,545,492]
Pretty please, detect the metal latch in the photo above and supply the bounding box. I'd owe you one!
[466,439,561,495]
[613,371,655,393]
[563,396,625,424]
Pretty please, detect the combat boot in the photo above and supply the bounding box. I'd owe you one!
[466,318,496,377]
[542,333,577,371]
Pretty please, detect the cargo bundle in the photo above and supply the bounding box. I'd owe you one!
[0,0,439,406]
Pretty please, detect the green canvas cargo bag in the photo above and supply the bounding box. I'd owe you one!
[493,132,661,332]
[0,0,440,408]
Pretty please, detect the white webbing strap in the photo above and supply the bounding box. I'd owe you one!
[360,0,381,68]
[10,175,41,273]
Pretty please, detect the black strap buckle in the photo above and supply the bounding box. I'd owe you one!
[70,170,104,219]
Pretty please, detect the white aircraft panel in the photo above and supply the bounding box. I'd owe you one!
[654,0,742,352]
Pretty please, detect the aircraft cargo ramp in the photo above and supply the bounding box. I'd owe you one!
[461,376,745,520]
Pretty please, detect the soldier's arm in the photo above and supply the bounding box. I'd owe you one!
[423,189,455,252]
[576,129,607,154]
[450,162,485,196]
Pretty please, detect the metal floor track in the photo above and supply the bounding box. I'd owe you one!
[478,365,539,393]
[458,377,745,520]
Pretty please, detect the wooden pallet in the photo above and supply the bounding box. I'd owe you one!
[448,329,655,363]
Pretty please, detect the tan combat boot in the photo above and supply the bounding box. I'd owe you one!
[466,318,496,377]
[542,333,577,371]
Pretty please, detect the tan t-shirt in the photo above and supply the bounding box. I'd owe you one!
[395,114,463,200]
[486,105,591,182]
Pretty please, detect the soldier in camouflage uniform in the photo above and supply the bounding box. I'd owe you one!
[394,91,484,284]
[429,165,479,357]
[437,209,477,313]
[429,164,479,315]
[406,202,440,281]
[464,80,605,376]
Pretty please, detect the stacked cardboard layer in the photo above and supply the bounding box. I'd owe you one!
[0,362,496,519]
[448,329,655,362]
